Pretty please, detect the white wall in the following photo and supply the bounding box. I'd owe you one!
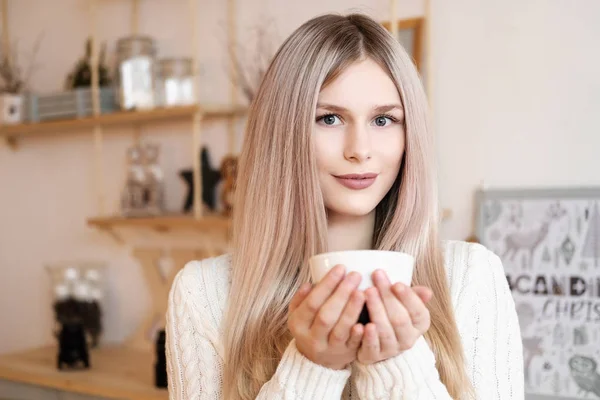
[433,0,600,240]
[1,0,599,354]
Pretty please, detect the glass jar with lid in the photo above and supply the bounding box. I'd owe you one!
[116,35,157,110]
[156,58,196,107]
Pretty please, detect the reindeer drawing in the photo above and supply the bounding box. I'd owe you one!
[503,203,567,269]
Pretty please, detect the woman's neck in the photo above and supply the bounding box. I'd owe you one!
[327,210,375,252]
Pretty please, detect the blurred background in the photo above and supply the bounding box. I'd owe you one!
[0,0,598,399]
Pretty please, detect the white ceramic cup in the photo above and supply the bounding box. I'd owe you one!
[309,250,415,291]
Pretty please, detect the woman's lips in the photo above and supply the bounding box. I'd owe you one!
[333,173,378,190]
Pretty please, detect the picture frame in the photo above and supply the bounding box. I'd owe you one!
[382,17,425,72]
[475,187,600,400]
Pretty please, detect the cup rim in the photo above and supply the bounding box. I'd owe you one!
[310,249,414,263]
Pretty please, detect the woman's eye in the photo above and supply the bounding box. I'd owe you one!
[317,114,341,126]
[373,116,392,127]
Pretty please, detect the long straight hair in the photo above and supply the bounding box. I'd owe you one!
[223,13,473,399]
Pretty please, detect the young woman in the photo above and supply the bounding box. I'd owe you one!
[166,13,524,400]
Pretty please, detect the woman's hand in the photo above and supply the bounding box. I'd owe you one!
[287,265,366,370]
[357,270,433,365]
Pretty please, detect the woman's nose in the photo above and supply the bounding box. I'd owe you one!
[344,124,371,163]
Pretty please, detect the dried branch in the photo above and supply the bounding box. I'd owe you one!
[227,20,278,103]
[24,34,44,88]
[0,33,43,94]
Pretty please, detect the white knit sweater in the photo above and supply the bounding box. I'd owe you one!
[166,241,524,399]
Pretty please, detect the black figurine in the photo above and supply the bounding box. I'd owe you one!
[155,329,168,388]
[54,298,91,369]
[180,147,221,212]
[57,321,90,370]
[54,297,103,349]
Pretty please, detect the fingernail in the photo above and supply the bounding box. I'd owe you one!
[332,265,345,277]
[394,283,406,294]
[347,271,361,284]
[374,270,389,284]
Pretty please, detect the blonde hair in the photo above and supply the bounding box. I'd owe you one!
[223,13,473,399]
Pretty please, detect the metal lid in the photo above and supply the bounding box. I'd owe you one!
[116,35,157,56]
[157,58,194,77]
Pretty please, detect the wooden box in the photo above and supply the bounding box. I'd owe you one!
[25,88,117,122]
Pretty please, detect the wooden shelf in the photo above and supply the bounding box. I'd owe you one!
[87,214,232,247]
[0,345,167,400]
[88,213,231,232]
[0,104,246,140]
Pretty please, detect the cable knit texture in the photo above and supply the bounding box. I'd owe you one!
[166,241,524,399]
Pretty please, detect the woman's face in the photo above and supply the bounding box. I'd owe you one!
[314,58,405,218]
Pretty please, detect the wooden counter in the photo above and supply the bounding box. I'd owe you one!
[0,345,168,400]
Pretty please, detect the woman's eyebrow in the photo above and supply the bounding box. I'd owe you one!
[315,103,348,113]
[373,104,404,113]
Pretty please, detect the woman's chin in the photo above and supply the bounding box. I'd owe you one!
[326,202,377,218]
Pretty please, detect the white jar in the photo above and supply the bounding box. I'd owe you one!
[116,36,157,110]
[156,58,196,107]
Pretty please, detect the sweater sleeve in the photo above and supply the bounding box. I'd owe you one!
[166,260,351,400]
[455,244,525,399]
[352,335,452,399]
[351,243,524,399]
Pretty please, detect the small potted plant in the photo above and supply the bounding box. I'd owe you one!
[0,36,41,124]
[0,56,25,124]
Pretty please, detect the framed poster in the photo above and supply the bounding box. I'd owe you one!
[476,188,600,400]
[382,17,425,72]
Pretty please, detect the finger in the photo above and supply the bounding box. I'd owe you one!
[346,323,364,350]
[312,271,362,338]
[329,289,365,345]
[359,323,379,363]
[393,283,431,333]
[296,265,345,326]
[412,286,433,303]
[373,270,412,345]
[365,284,397,352]
[289,283,312,314]
[287,283,313,336]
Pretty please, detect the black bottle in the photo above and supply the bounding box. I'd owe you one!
[155,329,168,388]
[57,321,90,370]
